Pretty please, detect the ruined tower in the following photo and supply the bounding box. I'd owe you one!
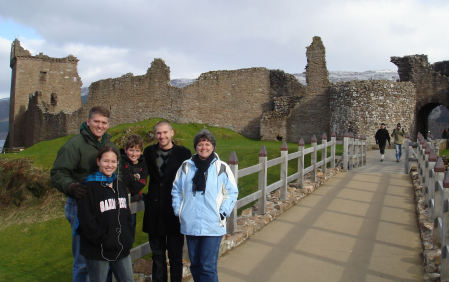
[7,39,82,148]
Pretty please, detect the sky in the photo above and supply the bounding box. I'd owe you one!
[0,0,448,99]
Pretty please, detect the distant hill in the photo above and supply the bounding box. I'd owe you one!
[0,98,9,140]
[0,70,403,140]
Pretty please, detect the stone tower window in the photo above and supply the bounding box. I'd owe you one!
[40,71,47,82]
[51,93,58,106]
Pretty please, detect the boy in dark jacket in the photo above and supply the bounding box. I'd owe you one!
[120,134,148,243]
[375,123,390,162]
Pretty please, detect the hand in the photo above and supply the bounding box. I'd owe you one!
[220,212,226,220]
[133,173,141,181]
[67,183,87,199]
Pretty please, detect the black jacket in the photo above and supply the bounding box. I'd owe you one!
[375,128,390,147]
[119,149,148,201]
[142,143,191,236]
[77,179,133,261]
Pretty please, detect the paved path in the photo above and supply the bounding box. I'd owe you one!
[214,149,423,282]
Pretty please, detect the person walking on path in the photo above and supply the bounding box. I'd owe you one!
[51,106,118,282]
[142,121,191,282]
[172,129,238,282]
[375,123,390,162]
[391,123,406,162]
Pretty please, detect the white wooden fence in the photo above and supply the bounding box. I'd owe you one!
[406,132,449,280]
[129,132,367,261]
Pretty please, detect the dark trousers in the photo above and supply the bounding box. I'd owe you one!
[149,233,184,282]
[379,143,386,154]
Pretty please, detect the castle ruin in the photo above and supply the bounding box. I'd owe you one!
[6,37,449,149]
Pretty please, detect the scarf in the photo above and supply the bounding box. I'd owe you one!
[84,171,117,184]
[192,153,215,195]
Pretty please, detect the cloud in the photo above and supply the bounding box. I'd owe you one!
[0,0,448,99]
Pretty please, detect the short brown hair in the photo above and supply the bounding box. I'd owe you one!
[89,106,110,119]
[153,120,172,132]
[125,134,143,150]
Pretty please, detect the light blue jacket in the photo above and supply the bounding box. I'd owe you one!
[171,153,238,236]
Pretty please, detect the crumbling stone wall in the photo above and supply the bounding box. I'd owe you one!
[286,36,330,143]
[391,55,449,137]
[8,39,81,147]
[83,60,303,140]
[329,80,416,145]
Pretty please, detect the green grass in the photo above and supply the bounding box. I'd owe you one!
[0,118,342,280]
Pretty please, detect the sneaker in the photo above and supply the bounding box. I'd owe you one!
[380,159,383,162]
[396,159,399,162]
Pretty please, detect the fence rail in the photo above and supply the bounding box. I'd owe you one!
[129,132,367,261]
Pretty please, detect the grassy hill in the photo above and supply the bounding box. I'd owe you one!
[0,118,339,281]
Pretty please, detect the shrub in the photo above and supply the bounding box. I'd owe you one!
[0,158,51,207]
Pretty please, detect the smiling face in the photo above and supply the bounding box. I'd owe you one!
[87,113,109,141]
[155,123,174,150]
[97,151,118,177]
[196,139,214,160]
[125,146,142,164]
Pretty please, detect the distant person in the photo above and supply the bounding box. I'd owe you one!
[391,123,406,162]
[172,129,238,282]
[50,106,118,282]
[375,123,390,162]
[142,121,191,282]
[442,128,449,139]
[77,146,134,282]
[120,134,148,244]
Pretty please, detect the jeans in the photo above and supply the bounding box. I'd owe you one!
[186,235,222,282]
[395,144,402,160]
[149,234,184,282]
[65,197,88,282]
[86,255,134,282]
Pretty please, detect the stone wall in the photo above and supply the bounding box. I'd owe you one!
[8,39,81,147]
[329,80,416,145]
[83,59,303,140]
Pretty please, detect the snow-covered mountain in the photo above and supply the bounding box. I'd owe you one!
[293,70,399,85]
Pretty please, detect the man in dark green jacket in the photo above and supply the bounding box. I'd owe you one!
[51,106,117,282]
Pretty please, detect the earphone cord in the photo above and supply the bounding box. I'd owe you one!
[100,175,124,262]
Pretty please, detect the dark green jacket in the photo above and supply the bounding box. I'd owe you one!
[50,122,117,196]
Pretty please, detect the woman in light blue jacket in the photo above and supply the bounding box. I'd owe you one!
[172,129,238,282]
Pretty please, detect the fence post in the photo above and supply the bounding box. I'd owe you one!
[227,151,239,234]
[433,157,445,221]
[419,141,425,185]
[442,246,449,282]
[428,149,437,218]
[442,172,449,256]
[298,138,305,189]
[280,141,288,201]
[321,133,327,173]
[343,132,349,171]
[349,132,354,170]
[257,146,268,215]
[362,135,367,166]
[311,135,317,182]
[331,132,336,169]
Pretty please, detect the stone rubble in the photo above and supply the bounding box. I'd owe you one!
[409,168,441,281]
[132,166,343,281]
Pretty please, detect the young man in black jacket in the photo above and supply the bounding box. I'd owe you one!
[375,123,391,162]
[143,121,191,282]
